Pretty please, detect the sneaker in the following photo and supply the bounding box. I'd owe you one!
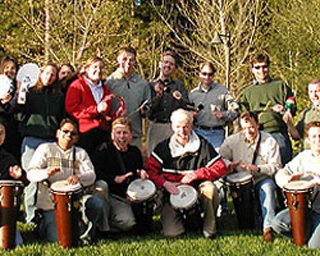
[262,228,273,242]
[203,230,216,239]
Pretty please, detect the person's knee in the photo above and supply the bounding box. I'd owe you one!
[95,180,109,201]
[199,181,218,200]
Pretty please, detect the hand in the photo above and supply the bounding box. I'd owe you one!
[212,111,224,120]
[163,181,179,194]
[227,161,241,172]
[67,175,80,185]
[271,104,285,113]
[180,172,197,184]
[114,172,133,184]
[97,101,108,113]
[47,167,60,177]
[239,163,260,174]
[0,93,12,105]
[283,111,293,124]
[9,165,22,179]
[137,169,149,180]
[154,83,165,96]
[288,172,304,182]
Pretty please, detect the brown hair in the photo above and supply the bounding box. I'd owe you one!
[305,121,320,138]
[117,46,137,58]
[0,56,18,75]
[112,117,132,133]
[239,111,259,127]
[33,62,59,92]
[59,118,79,134]
[199,61,216,74]
[250,54,270,67]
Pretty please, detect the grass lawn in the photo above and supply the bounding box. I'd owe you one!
[3,210,320,256]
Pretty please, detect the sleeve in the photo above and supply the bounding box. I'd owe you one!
[76,148,96,187]
[144,155,167,188]
[219,137,234,167]
[65,78,101,120]
[26,144,50,182]
[193,157,229,181]
[295,108,309,138]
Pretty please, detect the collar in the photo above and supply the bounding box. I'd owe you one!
[169,130,200,158]
[113,68,137,82]
[253,77,272,85]
[242,132,260,146]
[84,76,103,89]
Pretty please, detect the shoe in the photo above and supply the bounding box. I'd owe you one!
[203,230,216,239]
[262,228,273,242]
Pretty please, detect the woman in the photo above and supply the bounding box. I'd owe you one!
[66,56,124,158]
[16,62,65,223]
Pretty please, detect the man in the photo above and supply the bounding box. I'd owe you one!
[145,108,229,238]
[189,60,238,152]
[93,117,151,234]
[26,118,108,243]
[107,46,151,149]
[239,53,295,165]
[146,50,189,155]
[219,111,281,242]
[284,80,320,149]
[272,121,320,248]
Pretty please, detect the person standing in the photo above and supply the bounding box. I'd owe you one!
[107,46,150,149]
[220,111,281,242]
[239,53,295,165]
[146,50,189,155]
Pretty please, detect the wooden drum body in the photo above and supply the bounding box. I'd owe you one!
[51,180,82,248]
[224,172,255,229]
[0,180,23,249]
[283,180,313,246]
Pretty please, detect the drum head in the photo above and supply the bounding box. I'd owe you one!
[0,180,24,187]
[0,75,14,99]
[225,172,253,184]
[127,179,156,202]
[50,180,82,193]
[16,63,40,88]
[170,184,198,209]
[283,180,313,192]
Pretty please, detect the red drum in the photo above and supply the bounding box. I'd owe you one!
[51,180,82,248]
[0,180,24,249]
[224,172,255,229]
[283,180,313,246]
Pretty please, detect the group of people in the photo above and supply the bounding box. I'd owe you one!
[0,48,319,249]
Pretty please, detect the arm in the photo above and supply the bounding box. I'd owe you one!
[144,155,167,188]
[27,144,51,182]
[75,148,96,187]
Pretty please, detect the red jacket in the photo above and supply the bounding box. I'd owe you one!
[65,75,114,133]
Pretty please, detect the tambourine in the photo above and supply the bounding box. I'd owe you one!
[16,63,40,89]
[102,93,126,121]
[0,75,14,99]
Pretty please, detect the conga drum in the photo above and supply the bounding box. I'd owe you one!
[283,180,313,246]
[224,172,255,229]
[50,180,82,248]
[127,179,156,205]
[0,180,24,249]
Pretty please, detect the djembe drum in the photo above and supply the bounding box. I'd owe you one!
[224,172,255,229]
[283,180,313,246]
[0,180,24,249]
[50,180,83,248]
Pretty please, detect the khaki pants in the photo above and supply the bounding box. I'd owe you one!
[161,181,219,237]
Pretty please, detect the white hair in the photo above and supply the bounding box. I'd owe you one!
[170,108,193,124]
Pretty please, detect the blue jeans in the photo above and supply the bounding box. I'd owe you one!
[272,209,320,248]
[194,128,225,152]
[256,178,276,230]
[270,132,292,165]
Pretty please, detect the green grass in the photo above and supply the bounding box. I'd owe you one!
[3,211,320,256]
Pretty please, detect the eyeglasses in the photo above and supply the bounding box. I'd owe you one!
[61,129,77,137]
[253,65,269,70]
[200,72,214,77]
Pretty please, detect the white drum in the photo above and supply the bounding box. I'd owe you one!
[170,184,198,210]
[224,172,253,186]
[127,179,156,203]
[50,180,82,195]
[283,180,313,192]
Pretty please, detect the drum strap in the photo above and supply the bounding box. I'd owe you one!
[251,131,262,165]
[72,147,76,175]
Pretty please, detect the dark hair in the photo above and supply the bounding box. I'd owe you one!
[162,50,177,63]
[239,111,259,127]
[199,61,216,74]
[59,63,75,73]
[59,118,79,134]
[34,62,59,92]
[305,121,320,137]
[250,54,270,67]
[117,46,137,58]
[0,56,18,75]
[112,117,132,133]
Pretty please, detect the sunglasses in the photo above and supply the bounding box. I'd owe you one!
[200,72,214,77]
[253,65,269,70]
[61,129,78,137]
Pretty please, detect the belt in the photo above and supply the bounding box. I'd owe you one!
[197,125,224,130]
[154,119,169,123]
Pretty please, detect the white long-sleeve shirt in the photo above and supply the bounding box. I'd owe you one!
[27,142,95,210]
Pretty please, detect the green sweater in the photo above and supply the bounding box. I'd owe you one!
[239,80,294,133]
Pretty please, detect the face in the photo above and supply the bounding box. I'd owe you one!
[251,61,269,83]
[86,61,104,84]
[40,65,57,86]
[0,124,6,146]
[57,123,78,150]
[171,118,193,146]
[307,126,320,154]
[240,118,259,142]
[159,55,176,78]
[199,64,214,88]
[308,83,320,107]
[117,52,136,76]
[111,124,132,151]
[58,65,73,81]
[3,61,17,80]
